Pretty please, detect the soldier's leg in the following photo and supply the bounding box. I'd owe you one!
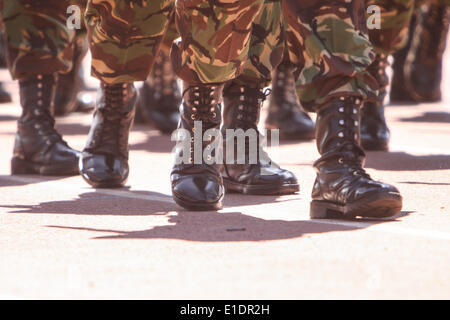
[220,0,299,195]
[170,0,266,210]
[80,0,174,188]
[362,0,415,151]
[0,0,80,176]
[283,0,403,219]
[135,12,181,134]
[404,0,450,102]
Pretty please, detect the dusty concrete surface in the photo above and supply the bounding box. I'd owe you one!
[0,54,449,300]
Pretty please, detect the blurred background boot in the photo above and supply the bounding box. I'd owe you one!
[405,3,449,102]
[135,50,181,134]
[265,61,315,141]
[361,54,391,151]
[390,8,419,104]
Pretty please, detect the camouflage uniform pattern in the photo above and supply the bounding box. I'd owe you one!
[85,0,175,84]
[240,0,379,110]
[170,0,265,84]
[0,0,85,79]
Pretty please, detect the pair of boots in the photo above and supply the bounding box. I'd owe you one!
[171,82,402,218]
[78,80,299,201]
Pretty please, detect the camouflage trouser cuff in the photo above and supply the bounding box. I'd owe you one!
[297,76,378,112]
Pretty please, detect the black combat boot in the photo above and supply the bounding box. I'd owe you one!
[0,82,12,103]
[222,82,299,195]
[405,3,449,102]
[361,54,391,151]
[310,96,403,219]
[54,36,94,116]
[170,83,224,210]
[11,74,80,175]
[265,61,315,140]
[390,10,419,104]
[135,51,181,133]
[80,82,137,188]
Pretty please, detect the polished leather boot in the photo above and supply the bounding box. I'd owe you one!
[135,51,180,133]
[80,82,137,188]
[390,9,419,104]
[405,3,449,102]
[222,81,299,195]
[170,83,224,210]
[0,82,12,103]
[310,96,403,219]
[11,74,80,175]
[265,61,315,140]
[54,36,94,116]
[361,54,390,151]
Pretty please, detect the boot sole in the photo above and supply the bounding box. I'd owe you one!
[80,173,127,189]
[172,192,223,211]
[310,191,403,219]
[223,178,300,195]
[11,157,79,176]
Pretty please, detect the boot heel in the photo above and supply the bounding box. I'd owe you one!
[310,201,331,219]
[11,157,35,175]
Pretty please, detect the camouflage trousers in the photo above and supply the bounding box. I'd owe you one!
[86,0,377,109]
[240,0,377,110]
[0,0,87,80]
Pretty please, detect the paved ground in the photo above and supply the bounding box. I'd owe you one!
[0,56,449,299]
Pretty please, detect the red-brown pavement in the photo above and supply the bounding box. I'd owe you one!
[0,59,449,300]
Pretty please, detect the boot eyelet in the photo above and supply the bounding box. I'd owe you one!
[353,108,357,114]
[338,158,344,164]
[354,120,358,126]
[212,112,216,118]
[338,132,344,138]
[339,120,344,126]
[191,114,196,120]
[338,107,344,113]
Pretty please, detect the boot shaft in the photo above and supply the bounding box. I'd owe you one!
[18,74,56,120]
[315,96,363,157]
[222,82,268,131]
[84,82,137,159]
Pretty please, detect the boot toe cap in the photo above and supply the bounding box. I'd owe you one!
[80,152,128,188]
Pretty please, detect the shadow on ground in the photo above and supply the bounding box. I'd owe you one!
[400,111,450,123]
[0,175,68,188]
[45,210,410,242]
[365,151,450,170]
